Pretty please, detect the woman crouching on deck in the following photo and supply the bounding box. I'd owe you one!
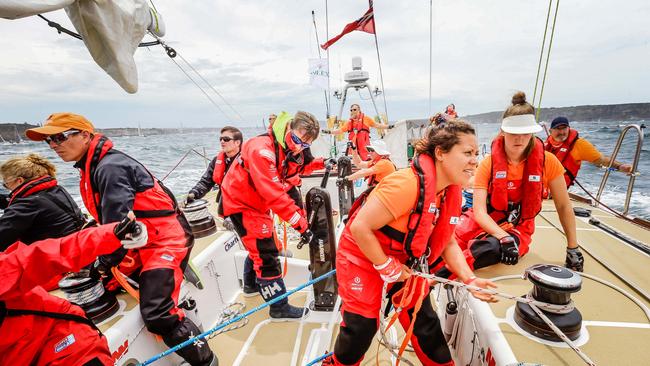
[325,120,497,366]
[434,92,584,280]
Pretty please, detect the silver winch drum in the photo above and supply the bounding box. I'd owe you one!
[181,198,217,238]
[58,270,119,323]
[514,264,583,341]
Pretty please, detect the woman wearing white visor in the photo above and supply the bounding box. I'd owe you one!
[433,91,584,278]
[339,140,396,188]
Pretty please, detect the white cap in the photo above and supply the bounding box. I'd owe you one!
[500,114,543,134]
[367,140,391,156]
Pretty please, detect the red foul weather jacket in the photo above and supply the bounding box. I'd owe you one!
[0,224,121,366]
[221,133,308,227]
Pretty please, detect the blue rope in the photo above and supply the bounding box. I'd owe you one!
[138,269,337,366]
[306,351,334,366]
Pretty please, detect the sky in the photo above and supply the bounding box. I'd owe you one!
[0,0,648,128]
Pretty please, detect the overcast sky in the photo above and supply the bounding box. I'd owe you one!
[1,0,648,128]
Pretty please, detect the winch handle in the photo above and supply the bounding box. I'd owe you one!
[320,162,334,189]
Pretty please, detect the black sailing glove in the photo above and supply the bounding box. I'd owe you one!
[565,247,584,272]
[499,236,519,265]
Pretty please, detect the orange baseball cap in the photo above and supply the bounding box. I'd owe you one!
[26,113,95,141]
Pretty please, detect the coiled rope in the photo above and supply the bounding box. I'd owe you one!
[138,269,336,366]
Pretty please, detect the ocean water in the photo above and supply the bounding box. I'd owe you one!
[1,122,648,220]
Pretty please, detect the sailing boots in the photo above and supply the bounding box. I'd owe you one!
[242,256,259,297]
[257,277,308,320]
[162,317,216,366]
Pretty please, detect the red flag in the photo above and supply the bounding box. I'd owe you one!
[321,1,375,50]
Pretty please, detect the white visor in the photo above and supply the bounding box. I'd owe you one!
[501,114,543,134]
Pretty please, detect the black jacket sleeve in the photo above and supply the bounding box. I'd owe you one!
[94,152,155,224]
[0,201,38,250]
[189,156,218,199]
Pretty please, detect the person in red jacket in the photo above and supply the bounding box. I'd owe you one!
[0,213,147,366]
[544,116,632,187]
[221,111,322,319]
[26,113,217,366]
[434,92,584,280]
[324,120,496,366]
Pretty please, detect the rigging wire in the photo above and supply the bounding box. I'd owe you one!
[372,5,389,122]
[532,0,553,107]
[36,14,161,47]
[325,0,331,117]
[312,10,331,118]
[428,0,433,116]
[535,0,561,122]
[176,53,245,121]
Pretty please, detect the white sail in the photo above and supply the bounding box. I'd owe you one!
[1,0,164,93]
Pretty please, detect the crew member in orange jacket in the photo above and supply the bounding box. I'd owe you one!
[0,214,146,366]
[338,140,396,188]
[325,121,496,366]
[26,113,217,366]
[544,116,632,187]
[322,104,392,160]
[221,111,323,319]
[434,93,584,279]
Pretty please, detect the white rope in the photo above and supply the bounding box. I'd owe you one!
[417,272,596,366]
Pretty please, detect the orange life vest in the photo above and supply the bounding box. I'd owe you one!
[339,153,462,266]
[345,113,371,142]
[489,135,544,222]
[544,128,581,186]
[211,151,239,186]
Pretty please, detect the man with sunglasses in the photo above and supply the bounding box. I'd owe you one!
[221,111,324,319]
[26,113,217,366]
[322,104,392,160]
[185,126,243,208]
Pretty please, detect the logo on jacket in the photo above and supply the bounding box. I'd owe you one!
[528,175,541,182]
[428,203,438,214]
[161,254,174,262]
[495,171,507,179]
[449,216,459,224]
[560,148,567,152]
[351,276,363,291]
[54,334,76,353]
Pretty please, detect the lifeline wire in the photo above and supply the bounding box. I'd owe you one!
[138,269,337,366]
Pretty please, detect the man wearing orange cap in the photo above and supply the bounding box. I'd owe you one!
[26,113,217,366]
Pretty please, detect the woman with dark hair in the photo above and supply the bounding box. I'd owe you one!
[325,120,497,366]
[0,153,86,251]
[435,92,584,279]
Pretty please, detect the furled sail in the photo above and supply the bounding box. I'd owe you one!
[0,0,164,93]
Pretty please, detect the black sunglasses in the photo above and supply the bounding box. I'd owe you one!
[350,108,358,112]
[220,136,234,142]
[44,130,80,145]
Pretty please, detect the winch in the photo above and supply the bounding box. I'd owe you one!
[182,198,217,238]
[58,270,119,323]
[514,264,583,341]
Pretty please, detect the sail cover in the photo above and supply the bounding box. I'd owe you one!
[1,0,160,93]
